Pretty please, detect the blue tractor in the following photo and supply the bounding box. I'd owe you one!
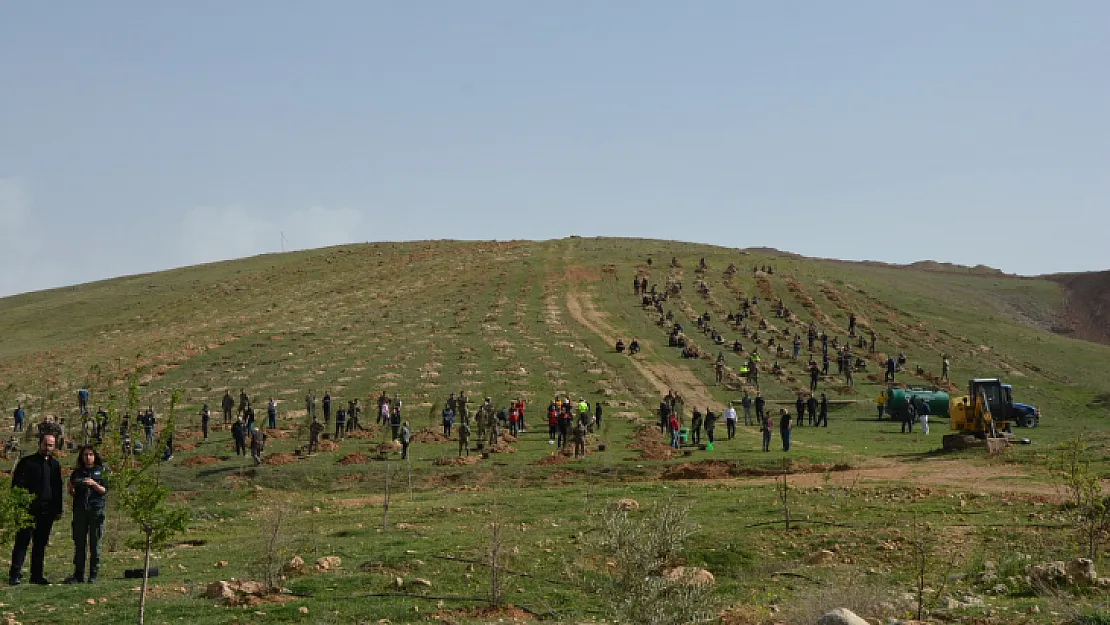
[1003,384,1040,428]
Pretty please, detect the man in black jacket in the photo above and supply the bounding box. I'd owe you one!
[9,433,63,585]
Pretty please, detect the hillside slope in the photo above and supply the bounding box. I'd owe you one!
[2,237,1107,426]
[1048,270,1110,346]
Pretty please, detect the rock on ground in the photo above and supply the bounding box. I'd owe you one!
[662,566,715,586]
[285,555,305,573]
[315,556,342,571]
[816,608,870,625]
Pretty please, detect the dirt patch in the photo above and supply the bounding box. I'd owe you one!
[263,453,298,466]
[264,429,293,439]
[345,426,380,439]
[435,604,534,622]
[629,426,676,461]
[536,451,573,466]
[488,442,517,454]
[338,452,368,465]
[412,427,449,443]
[662,460,738,480]
[181,455,221,467]
[317,440,339,452]
[334,495,384,508]
[434,456,481,466]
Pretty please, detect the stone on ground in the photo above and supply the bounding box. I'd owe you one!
[816,608,869,625]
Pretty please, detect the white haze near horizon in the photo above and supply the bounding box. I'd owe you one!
[1,2,1107,297]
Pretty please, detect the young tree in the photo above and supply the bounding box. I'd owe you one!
[0,478,34,550]
[1054,436,1110,562]
[579,497,714,625]
[115,389,190,625]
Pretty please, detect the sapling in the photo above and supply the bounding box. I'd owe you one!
[114,389,190,625]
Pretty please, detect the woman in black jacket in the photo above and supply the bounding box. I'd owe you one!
[66,445,107,584]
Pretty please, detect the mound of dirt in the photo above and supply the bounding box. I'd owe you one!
[630,427,676,461]
[338,452,368,465]
[536,451,573,466]
[182,455,221,467]
[317,440,339,452]
[434,456,481,466]
[662,460,738,480]
[488,442,516,454]
[412,427,449,443]
[264,429,293,439]
[345,426,380,439]
[377,440,402,453]
[263,453,298,466]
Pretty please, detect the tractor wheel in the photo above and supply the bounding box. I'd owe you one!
[1021,414,1036,428]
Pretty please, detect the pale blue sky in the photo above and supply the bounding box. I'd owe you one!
[2,2,1107,296]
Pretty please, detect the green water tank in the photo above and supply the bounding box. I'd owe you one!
[886,387,950,420]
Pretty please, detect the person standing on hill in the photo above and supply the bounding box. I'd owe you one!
[885,357,897,383]
[305,393,316,422]
[322,391,332,425]
[250,426,267,466]
[761,410,773,452]
[795,396,806,428]
[66,445,107,584]
[390,404,402,441]
[704,407,717,445]
[902,397,916,434]
[458,391,469,426]
[13,402,24,432]
[10,433,63,586]
[199,404,210,440]
[77,388,90,418]
[724,402,738,439]
[237,389,249,419]
[668,412,681,449]
[848,313,857,337]
[779,409,792,452]
[244,405,255,437]
[308,418,323,454]
[715,354,725,385]
[741,392,753,426]
[806,394,818,426]
[755,393,766,423]
[573,421,587,458]
[918,397,931,435]
[401,422,411,459]
[594,401,602,429]
[817,394,829,427]
[442,404,454,438]
[221,391,234,425]
[267,398,278,430]
[941,355,950,382]
[334,407,346,441]
[869,329,877,353]
[690,408,703,446]
[876,390,886,420]
[458,421,471,456]
[231,417,246,456]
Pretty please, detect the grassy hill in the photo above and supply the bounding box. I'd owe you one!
[2,237,1110,624]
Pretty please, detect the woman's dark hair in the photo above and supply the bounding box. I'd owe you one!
[74,444,103,470]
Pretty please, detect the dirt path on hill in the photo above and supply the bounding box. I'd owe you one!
[565,279,717,409]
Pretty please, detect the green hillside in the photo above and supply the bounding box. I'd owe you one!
[3,237,1110,624]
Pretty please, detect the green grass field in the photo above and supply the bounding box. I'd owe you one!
[2,238,1109,624]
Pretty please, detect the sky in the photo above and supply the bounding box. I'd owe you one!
[2,2,1107,296]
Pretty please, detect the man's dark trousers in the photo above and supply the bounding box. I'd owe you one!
[10,513,55,582]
